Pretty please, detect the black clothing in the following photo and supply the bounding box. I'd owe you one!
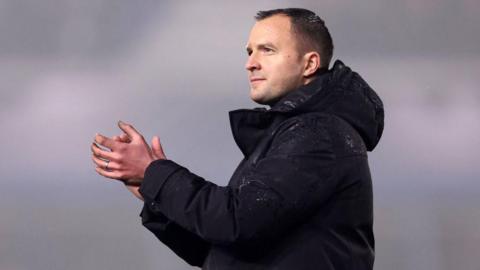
[139,60,384,269]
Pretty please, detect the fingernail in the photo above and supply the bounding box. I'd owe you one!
[118,120,125,125]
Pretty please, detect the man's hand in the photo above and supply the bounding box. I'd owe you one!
[110,134,143,201]
[91,121,166,184]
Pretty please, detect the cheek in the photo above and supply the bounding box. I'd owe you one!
[285,54,304,74]
[273,59,303,85]
[263,54,303,86]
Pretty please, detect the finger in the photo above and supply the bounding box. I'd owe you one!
[119,133,131,143]
[92,155,120,170]
[114,134,130,143]
[125,185,144,201]
[91,142,117,161]
[124,178,143,186]
[94,133,119,150]
[118,121,141,141]
[95,166,124,180]
[151,136,165,159]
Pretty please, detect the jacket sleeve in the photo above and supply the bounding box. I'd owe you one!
[139,116,336,246]
[140,204,210,267]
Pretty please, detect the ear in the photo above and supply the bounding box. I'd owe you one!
[302,52,321,77]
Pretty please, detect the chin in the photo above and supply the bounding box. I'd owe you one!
[251,95,274,106]
[252,99,268,105]
[250,90,267,105]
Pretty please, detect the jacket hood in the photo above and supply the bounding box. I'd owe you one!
[229,60,384,156]
[269,60,384,151]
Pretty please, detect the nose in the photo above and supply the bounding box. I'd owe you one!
[245,54,260,71]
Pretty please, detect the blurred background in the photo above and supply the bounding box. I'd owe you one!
[0,0,479,269]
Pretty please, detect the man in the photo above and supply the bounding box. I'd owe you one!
[92,8,384,270]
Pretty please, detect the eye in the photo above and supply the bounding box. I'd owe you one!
[261,47,275,54]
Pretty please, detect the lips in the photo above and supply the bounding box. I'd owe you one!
[250,77,265,83]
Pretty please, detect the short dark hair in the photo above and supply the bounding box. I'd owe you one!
[255,8,334,69]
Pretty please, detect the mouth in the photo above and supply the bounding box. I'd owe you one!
[250,77,266,84]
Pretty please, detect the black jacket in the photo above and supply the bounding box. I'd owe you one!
[139,60,384,270]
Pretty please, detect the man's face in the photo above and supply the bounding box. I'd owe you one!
[245,15,306,106]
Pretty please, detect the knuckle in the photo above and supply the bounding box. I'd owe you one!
[118,144,126,152]
[111,153,119,161]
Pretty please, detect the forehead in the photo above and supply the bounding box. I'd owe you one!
[247,15,295,46]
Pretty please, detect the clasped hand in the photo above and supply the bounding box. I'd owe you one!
[91,121,166,199]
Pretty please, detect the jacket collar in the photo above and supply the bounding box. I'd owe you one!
[229,59,385,156]
[229,72,329,157]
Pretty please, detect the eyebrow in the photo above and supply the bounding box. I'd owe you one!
[245,42,277,52]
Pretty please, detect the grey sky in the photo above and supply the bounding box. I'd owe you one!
[0,1,479,269]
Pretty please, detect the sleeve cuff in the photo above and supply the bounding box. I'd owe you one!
[139,159,184,203]
[139,203,172,229]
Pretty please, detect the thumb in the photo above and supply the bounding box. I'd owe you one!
[151,136,165,159]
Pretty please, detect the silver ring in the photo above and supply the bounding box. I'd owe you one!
[105,160,110,171]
